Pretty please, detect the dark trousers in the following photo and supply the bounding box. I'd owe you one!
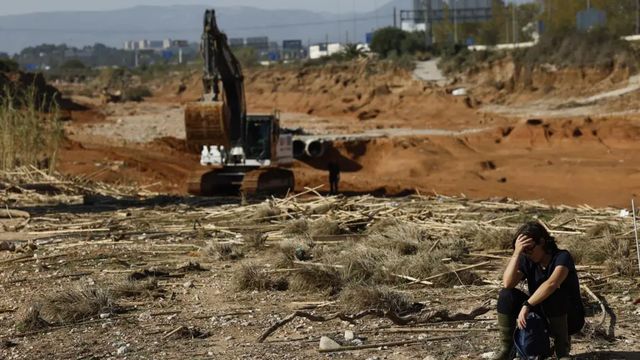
[498,288,567,319]
[330,179,339,194]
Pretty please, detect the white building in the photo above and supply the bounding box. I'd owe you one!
[309,43,344,59]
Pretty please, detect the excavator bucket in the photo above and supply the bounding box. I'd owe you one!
[184,101,230,153]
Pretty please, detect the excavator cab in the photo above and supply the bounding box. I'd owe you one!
[184,9,294,196]
[245,115,273,161]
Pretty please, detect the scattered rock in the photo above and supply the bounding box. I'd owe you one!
[183,280,194,288]
[1,339,18,349]
[344,329,355,341]
[358,109,381,121]
[319,336,341,351]
[0,241,16,252]
[526,119,544,126]
[116,345,129,356]
[480,351,496,359]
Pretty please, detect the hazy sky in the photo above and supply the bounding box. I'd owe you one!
[0,0,392,16]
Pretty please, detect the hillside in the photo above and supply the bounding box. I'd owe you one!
[0,1,411,54]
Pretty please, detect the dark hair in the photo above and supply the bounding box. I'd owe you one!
[512,221,559,253]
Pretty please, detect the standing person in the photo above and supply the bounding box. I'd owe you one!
[494,222,584,360]
[328,162,340,195]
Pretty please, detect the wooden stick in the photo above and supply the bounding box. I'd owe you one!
[318,336,455,353]
[162,326,186,340]
[292,261,344,269]
[423,261,491,281]
[0,208,30,219]
[468,253,509,260]
[383,327,496,333]
[633,199,640,274]
[392,273,433,286]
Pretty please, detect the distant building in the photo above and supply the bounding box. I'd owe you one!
[229,38,245,48]
[282,40,305,60]
[309,43,343,60]
[246,37,269,51]
[402,0,493,32]
[123,39,189,51]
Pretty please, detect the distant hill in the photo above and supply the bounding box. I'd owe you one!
[0,1,414,54]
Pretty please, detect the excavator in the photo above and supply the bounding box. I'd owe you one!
[184,9,295,196]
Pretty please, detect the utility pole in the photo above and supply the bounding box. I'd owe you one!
[512,2,517,45]
[423,0,433,47]
[453,0,458,43]
[637,0,640,34]
[393,7,397,28]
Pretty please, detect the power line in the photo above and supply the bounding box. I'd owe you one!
[0,14,391,35]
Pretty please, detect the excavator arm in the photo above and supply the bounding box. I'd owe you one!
[185,9,294,196]
[201,9,246,145]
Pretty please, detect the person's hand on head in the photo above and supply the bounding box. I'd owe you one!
[514,234,534,255]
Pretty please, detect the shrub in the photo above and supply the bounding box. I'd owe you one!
[124,86,152,102]
[0,86,63,171]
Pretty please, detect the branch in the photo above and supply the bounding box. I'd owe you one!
[257,305,491,343]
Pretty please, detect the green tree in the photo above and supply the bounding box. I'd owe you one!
[341,43,367,60]
[370,27,407,57]
[60,59,87,70]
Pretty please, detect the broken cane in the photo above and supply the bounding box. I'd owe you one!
[633,199,640,274]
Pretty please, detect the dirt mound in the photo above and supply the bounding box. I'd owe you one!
[464,55,633,107]
[153,60,492,131]
[0,70,81,111]
[293,115,640,207]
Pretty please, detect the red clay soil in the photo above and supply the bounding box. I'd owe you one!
[57,60,640,208]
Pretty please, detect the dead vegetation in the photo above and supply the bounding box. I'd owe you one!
[339,285,414,313]
[233,264,288,291]
[17,287,113,330]
[1,170,638,358]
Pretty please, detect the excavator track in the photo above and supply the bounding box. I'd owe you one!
[187,167,294,197]
[240,168,295,196]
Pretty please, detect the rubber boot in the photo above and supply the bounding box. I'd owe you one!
[548,315,571,360]
[493,313,516,360]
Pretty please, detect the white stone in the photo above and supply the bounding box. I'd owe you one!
[344,330,355,341]
[99,313,110,319]
[116,345,128,355]
[481,351,496,359]
[423,356,437,360]
[319,336,341,351]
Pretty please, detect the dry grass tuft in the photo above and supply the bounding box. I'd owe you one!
[252,203,282,223]
[564,223,637,276]
[308,217,342,237]
[233,264,289,291]
[367,220,430,255]
[462,226,514,251]
[205,243,245,261]
[339,285,414,313]
[289,266,342,295]
[38,287,114,324]
[243,231,267,249]
[15,305,50,332]
[110,278,160,298]
[283,218,309,236]
[277,237,314,267]
[335,244,387,284]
